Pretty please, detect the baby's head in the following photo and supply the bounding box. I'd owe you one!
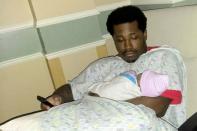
[140,70,169,96]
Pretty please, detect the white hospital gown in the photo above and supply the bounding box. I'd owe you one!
[70,56,133,100]
[70,46,187,128]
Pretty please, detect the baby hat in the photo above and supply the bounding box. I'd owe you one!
[140,70,169,97]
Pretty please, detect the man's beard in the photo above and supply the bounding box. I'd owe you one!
[118,53,138,63]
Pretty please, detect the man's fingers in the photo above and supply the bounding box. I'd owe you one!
[40,103,50,110]
[40,94,62,110]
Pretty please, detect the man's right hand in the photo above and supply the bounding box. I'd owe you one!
[41,84,74,110]
[40,94,62,110]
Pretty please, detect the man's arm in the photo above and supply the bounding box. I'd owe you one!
[40,58,113,110]
[52,84,74,102]
[126,96,172,117]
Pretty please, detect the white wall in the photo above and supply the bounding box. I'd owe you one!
[145,5,197,58]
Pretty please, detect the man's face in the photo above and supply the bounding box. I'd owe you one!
[113,21,147,63]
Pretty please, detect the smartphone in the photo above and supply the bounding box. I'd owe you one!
[37,95,54,108]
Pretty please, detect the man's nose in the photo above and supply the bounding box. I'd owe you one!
[125,40,133,50]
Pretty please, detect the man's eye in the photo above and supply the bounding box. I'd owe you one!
[131,36,138,40]
[116,39,123,42]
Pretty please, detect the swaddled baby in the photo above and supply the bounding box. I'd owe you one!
[88,70,169,100]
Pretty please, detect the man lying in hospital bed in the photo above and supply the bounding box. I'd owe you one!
[0,47,186,131]
[0,5,187,130]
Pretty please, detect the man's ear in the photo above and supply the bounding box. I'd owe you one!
[143,30,147,40]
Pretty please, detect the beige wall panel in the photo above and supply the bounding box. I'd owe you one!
[105,37,118,56]
[0,55,54,123]
[31,0,96,20]
[0,0,33,29]
[144,5,197,58]
[48,58,66,88]
[96,44,108,58]
[94,0,126,6]
[60,48,98,82]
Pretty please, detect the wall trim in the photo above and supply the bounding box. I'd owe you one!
[0,53,43,68]
[96,0,131,12]
[131,0,172,5]
[0,22,33,34]
[102,33,112,39]
[172,0,185,3]
[46,39,106,59]
[37,9,100,28]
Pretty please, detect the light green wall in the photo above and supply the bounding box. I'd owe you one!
[0,28,42,62]
[98,10,112,35]
[1,1,197,62]
[137,4,171,11]
[0,15,103,61]
[39,16,102,53]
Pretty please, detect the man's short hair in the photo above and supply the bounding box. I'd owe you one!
[106,5,147,35]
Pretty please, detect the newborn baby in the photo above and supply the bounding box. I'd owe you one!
[88,70,169,100]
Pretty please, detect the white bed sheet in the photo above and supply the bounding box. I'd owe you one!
[0,95,177,131]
